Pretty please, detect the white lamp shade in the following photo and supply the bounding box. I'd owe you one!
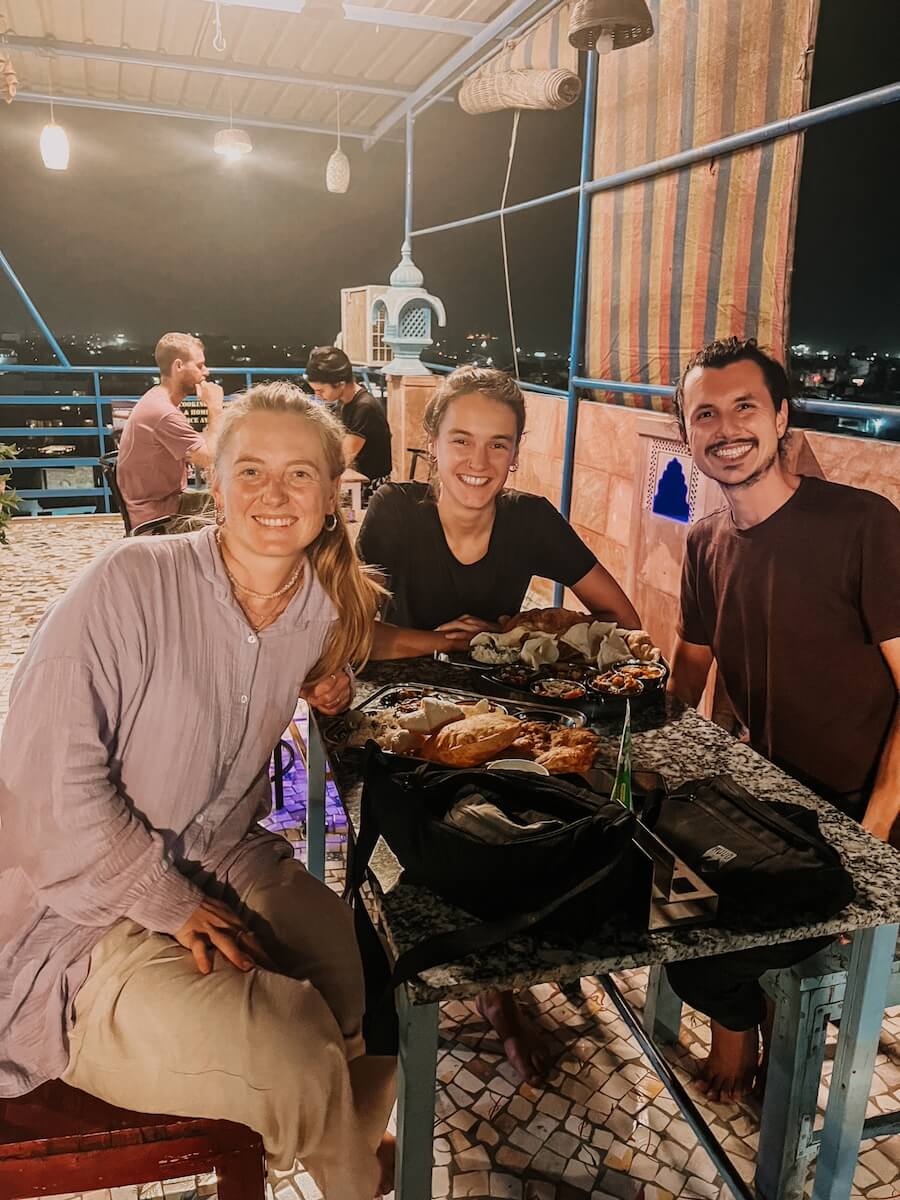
[326,146,350,194]
[40,122,70,170]
[214,127,253,161]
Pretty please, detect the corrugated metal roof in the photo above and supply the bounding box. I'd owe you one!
[2,0,552,140]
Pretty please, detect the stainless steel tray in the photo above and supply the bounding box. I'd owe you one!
[356,682,587,728]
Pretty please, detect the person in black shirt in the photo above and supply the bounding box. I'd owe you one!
[358,366,640,660]
[307,347,392,496]
[356,366,641,1085]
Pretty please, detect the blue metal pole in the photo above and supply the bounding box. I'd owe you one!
[404,111,414,247]
[555,51,598,608]
[93,370,111,513]
[572,375,675,399]
[411,80,900,240]
[0,248,71,367]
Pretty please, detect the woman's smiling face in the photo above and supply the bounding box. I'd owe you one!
[432,391,520,511]
[213,410,338,558]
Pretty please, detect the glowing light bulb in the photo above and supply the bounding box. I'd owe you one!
[40,122,70,170]
[595,30,615,55]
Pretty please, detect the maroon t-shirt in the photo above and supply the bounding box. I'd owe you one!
[117,386,205,526]
[678,476,900,802]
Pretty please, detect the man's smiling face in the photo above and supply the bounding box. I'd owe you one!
[681,359,789,490]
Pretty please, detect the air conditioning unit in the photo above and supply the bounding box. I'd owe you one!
[340,286,390,367]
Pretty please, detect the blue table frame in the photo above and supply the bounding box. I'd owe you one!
[308,680,900,1200]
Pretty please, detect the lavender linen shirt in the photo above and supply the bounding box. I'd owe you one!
[0,526,336,1096]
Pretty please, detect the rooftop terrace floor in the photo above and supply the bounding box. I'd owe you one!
[1,517,899,1200]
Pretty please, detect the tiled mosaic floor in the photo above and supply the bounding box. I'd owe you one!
[2,516,899,1200]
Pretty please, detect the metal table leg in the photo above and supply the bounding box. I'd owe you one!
[306,716,327,882]
[394,986,439,1200]
[755,974,834,1199]
[811,922,899,1200]
[644,964,683,1046]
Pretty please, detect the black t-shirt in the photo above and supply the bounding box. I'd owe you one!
[356,482,597,628]
[678,476,900,799]
[332,388,392,482]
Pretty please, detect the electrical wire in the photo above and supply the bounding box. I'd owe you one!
[499,109,521,380]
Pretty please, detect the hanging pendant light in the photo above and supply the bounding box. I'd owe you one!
[214,79,252,163]
[326,91,350,194]
[40,63,69,170]
[568,0,654,53]
[40,121,70,169]
[214,126,252,162]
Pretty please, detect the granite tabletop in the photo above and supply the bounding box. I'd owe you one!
[321,657,900,1004]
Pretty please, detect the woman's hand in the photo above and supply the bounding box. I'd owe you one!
[301,668,353,715]
[435,614,502,646]
[175,897,274,975]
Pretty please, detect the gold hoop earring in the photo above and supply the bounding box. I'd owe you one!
[323,512,338,532]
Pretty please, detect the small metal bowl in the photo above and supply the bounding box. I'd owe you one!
[616,659,667,687]
[529,678,588,704]
[588,671,645,699]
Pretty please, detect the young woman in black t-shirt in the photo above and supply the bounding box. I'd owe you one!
[356,366,640,1084]
[358,366,640,660]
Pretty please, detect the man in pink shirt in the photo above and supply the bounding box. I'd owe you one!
[117,332,224,529]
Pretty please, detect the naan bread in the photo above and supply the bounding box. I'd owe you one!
[423,712,521,767]
[396,697,465,733]
[597,629,632,670]
[520,633,560,669]
[561,619,616,661]
[502,608,588,636]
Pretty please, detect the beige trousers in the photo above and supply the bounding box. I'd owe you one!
[63,850,395,1200]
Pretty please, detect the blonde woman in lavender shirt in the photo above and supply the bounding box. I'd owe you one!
[0,384,395,1199]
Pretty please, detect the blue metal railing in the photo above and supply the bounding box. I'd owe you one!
[0,362,385,512]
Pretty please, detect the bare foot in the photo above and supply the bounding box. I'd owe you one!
[476,988,550,1086]
[692,1018,759,1103]
[375,1131,396,1197]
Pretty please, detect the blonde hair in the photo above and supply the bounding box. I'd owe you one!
[423,365,527,446]
[155,332,204,376]
[213,382,386,682]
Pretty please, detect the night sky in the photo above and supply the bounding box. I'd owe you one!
[0,0,897,357]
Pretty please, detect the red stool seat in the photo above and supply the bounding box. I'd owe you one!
[0,1080,266,1199]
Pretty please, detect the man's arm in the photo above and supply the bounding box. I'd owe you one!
[862,636,900,840]
[668,637,714,707]
[186,381,225,471]
[342,432,366,469]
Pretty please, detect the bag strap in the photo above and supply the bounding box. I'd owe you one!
[348,740,634,988]
[388,850,627,987]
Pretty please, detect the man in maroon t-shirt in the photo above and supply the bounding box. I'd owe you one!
[117,333,223,529]
[667,337,900,1102]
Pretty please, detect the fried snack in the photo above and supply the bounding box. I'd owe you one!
[537,743,598,774]
[422,712,521,767]
[510,721,600,773]
[501,608,589,636]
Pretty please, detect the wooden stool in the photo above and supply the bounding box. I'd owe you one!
[0,1080,266,1199]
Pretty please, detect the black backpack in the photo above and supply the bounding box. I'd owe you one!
[348,743,654,987]
[645,774,855,930]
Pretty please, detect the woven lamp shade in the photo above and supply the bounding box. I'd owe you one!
[326,146,351,193]
[568,0,654,51]
[459,67,582,114]
[1,52,18,103]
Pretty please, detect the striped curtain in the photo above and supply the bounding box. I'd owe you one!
[472,3,578,78]
[586,0,819,409]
